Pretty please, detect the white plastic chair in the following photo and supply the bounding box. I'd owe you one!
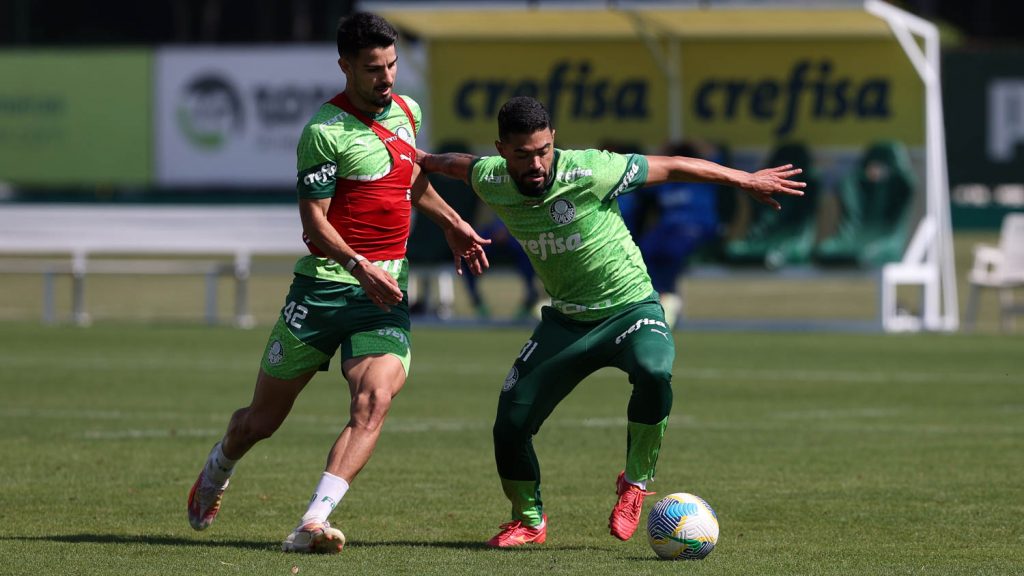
[880,216,939,332]
[964,212,1024,331]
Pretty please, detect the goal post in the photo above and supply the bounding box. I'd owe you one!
[865,0,959,331]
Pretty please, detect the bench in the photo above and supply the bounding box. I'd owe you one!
[0,203,948,331]
[0,204,306,326]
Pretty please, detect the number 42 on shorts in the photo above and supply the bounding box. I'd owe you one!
[283,301,308,329]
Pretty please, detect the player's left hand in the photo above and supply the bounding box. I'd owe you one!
[444,220,491,276]
[744,164,806,210]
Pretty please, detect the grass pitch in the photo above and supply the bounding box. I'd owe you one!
[0,322,1021,575]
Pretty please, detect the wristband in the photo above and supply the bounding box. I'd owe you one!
[344,254,366,272]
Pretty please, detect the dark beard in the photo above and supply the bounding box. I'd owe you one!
[516,182,546,197]
[515,171,553,197]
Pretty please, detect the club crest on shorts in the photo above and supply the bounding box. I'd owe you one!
[267,340,284,365]
[502,366,519,392]
[550,199,576,225]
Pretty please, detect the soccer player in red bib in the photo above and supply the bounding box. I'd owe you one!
[187,12,489,553]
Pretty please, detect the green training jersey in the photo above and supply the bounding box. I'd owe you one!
[291,95,422,288]
[470,149,653,321]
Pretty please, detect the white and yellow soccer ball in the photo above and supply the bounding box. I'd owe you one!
[646,492,719,560]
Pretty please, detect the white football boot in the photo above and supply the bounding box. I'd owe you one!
[281,521,346,554]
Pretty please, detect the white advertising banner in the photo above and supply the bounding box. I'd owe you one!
[156,45,342,186]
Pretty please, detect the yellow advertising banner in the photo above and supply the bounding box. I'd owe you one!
[427,38,923,151]
[428,41,668,151]
[679,39,924,148]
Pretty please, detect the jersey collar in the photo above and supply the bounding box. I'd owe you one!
[372,100,394,122]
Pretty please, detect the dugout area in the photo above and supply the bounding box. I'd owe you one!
[371,0,958,333]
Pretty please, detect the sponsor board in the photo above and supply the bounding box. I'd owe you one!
[428,40,668,150]
[681,40,923,147]
[156,46,342,186]
[427,39,922,151]
[943,50,1024,229]
[0,50,151,185]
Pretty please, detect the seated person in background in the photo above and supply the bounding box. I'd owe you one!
[617,140,722,326]
[724,141,818,269]
[814,140,915,267]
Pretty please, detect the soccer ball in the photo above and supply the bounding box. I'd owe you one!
[646,492,719,560]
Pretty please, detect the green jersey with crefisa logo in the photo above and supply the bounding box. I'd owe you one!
[470,149,653,321]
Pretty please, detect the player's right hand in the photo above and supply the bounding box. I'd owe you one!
[352,261,403,311]
[743,164,806,210]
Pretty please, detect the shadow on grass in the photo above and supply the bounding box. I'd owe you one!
[353,540,491,550]
[0,533,275,551]
[354,540,599,552]
[1,534,596,552]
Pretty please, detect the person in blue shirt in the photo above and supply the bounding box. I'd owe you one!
[617,141,722,326]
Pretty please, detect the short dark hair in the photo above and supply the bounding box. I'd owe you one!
[498,97,552,141]
[336,12,398,59]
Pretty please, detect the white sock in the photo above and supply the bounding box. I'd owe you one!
[204,441,237,485]
[625,473,648,491]
[299,472,350,526]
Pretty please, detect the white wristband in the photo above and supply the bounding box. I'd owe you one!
[344,254,366,272]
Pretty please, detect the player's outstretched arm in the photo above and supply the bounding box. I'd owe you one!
[410,164,491,276]
[415,149,478,184]
[646,155,806,211]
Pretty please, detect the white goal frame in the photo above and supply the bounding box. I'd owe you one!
[867,0,959,332]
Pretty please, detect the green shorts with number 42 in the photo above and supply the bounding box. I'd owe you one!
[260,274,412,380]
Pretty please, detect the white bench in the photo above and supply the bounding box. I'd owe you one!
[0,204,306,326]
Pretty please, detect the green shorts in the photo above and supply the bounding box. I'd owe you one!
[260,274,412,380]
[499,293,675,427]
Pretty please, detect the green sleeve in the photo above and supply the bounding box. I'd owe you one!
[468,157,483,194]
[295,124,337,200]
[604,153,649,202]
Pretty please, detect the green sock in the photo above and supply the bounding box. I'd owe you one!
[500,477,544,526]
[625,416,669,483]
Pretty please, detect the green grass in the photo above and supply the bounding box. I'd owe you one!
[1,323,1022,575]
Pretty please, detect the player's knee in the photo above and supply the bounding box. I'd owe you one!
[633,354,673,392]
[631,355,673,411]
[628,356,674,423]
[493,410,531,446]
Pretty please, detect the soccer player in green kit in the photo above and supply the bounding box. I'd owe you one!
[417,96,805,547]
[186,13,489,553]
